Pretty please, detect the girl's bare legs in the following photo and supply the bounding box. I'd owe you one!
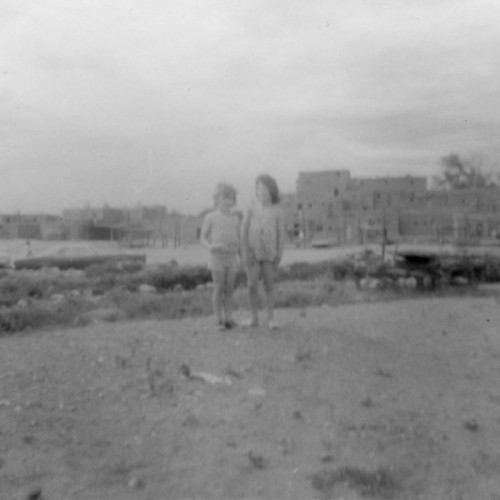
[212,270,225,326]
[246,261,261,325]
[262,261,277,328]
[224,268,237,325]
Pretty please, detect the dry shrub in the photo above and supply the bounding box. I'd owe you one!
[311,465,400,498]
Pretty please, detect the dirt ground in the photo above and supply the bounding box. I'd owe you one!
[2,289,500,499]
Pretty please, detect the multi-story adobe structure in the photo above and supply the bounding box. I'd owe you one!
[62,205,129,240]
[61,204,204,246]
[0,213,65,240]
[293,170,427,244]
[399,187,500,243]
[295,170,351,244]
[346,175,427,244]
[280,193,299,242]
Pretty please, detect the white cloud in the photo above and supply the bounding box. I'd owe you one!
[1,0,500,214]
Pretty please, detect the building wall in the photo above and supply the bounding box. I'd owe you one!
[296,170,351,243]
[280,193,300,242]
[421,188,500,212]
[293,171,427,244]
[0,214,65,240]
[164,213,204,247]
[399,188,500,242]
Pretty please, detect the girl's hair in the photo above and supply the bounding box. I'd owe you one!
[213,182,237,206]
[256,174,280,204]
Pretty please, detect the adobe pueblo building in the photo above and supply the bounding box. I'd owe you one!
[281,170,500,246]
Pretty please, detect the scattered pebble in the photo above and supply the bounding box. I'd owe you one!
[361,396,374,408]
[376,367,393,378]
[26,487,42,500]
[464,418,479,431]
[247,451,268,470]
[128,476,145,490]
[248,388,266,397]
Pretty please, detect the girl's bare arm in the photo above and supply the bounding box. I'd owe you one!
[276,207,286,262]
[200,215,212,250]
[240,207,252,260]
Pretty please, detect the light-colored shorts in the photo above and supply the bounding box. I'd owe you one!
[209,251,239,272]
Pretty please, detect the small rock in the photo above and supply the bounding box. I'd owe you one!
[139,284,157,294]
[464,418,479,431]
[50,293,65,304]
[278,437,294,456]
[179,363,191,378]
[16,298,29,308]
[74,308,123,326]
[405,277,417,289]
[454,276,470,286]
[361,396,374,408]
[376,367,393,378]
[320,453,335,463]
[224,366,243,379]
[22,435,35,445]
[128,476,145,490]
[423,276,433,288]
[396,277,407,288]
[226,437,237,448]
[26,487,42,500]
[247,451,268,470]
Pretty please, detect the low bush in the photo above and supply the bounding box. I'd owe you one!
[105,288,213,320]
[0,253,499,335]
[144,265,212,291]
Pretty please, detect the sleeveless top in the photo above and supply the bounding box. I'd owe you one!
[205,210,240,253]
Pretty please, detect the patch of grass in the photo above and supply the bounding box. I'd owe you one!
[0,301,86,335]
[311,465,400,498]
[144,265,212,291]
[105,288,213,320]
[0,254,499,335]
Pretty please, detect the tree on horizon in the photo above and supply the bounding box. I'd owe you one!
[433,153,499,190]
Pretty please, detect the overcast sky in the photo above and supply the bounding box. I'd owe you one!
[2,0,500,215]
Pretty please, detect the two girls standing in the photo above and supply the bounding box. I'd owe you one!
[201,174,285,331]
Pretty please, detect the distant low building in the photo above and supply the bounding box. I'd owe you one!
[0,213,65,240]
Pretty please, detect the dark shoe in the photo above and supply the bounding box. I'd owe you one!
[225,320,238,330]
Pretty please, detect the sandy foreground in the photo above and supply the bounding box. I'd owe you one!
[1,288,500,499]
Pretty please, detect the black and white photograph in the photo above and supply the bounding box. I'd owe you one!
[1,1,500,498]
